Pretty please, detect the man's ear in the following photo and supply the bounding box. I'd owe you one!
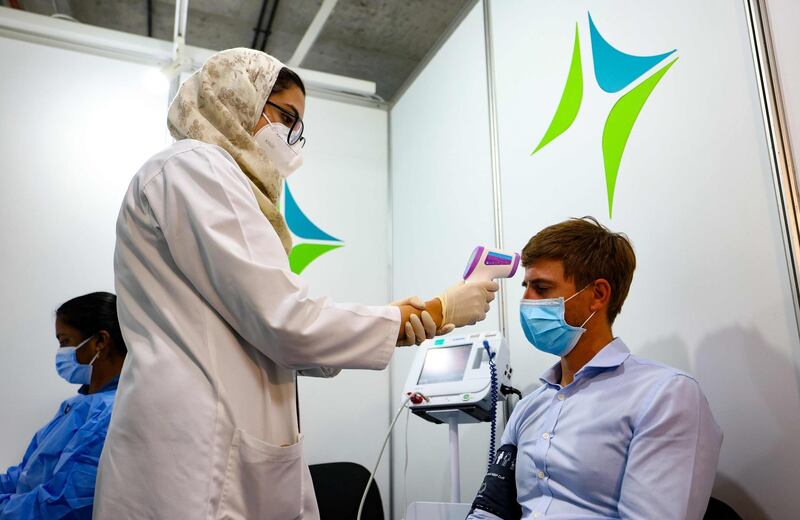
[590,279,612,313]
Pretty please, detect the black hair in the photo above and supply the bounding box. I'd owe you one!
[273,67,306,95]
[56,292,127,356]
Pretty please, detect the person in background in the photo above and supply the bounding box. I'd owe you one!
[467,217,722,520]
[0,292,126,520]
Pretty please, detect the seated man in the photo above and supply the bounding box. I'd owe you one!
[468,217,722,520]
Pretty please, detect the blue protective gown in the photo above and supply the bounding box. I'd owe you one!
[0,377,118,519]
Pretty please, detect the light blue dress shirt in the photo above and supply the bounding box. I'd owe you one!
[469,338,722,520]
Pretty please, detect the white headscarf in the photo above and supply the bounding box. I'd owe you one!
[167,48,292,254]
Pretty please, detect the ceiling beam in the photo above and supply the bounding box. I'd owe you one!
[287,0,338,67]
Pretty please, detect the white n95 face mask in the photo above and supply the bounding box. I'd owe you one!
[254,116,304,179]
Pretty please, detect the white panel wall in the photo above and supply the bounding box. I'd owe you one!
[389,3,502,518]
[0,35,169,467]
[292,96,393,515]
[491,1,800,519]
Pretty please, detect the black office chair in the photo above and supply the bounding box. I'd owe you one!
[704,497,742,520]
[309,462,384,520]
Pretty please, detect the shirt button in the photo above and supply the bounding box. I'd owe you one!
[534,513,541,518]
[537,470,545,479]
[557,394,565,401]
[542,432,551,440]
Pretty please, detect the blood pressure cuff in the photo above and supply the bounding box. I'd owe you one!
[468,444,522,520]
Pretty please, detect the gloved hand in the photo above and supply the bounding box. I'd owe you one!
[392,297,438,346]
[437,280,499,328]
[437,322,456,336]
[401,312,438,346]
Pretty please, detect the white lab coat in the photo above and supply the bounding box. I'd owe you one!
[94,139,399,519]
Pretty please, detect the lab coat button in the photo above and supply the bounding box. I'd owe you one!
[537,471,545,479]
[542,432,550,440]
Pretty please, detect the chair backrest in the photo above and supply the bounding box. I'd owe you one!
[309,462,384,520]
[704,496,742,520]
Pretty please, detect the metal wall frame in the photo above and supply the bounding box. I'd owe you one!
[482,0,508,337]
[744,0,800,384]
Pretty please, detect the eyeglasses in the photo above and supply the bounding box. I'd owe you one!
[265,100,306,148]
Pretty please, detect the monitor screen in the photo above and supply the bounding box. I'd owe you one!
[417,344,473,385]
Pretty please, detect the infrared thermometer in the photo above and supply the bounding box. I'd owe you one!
[463,246,520,283]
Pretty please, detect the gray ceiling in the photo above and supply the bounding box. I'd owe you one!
[11,0,472,100]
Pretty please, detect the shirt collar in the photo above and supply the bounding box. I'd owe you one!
[582,338,631,369]
[539,338,630,386]
[539,362,562,387]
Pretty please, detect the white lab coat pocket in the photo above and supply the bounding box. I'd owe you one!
[217,429,305,520]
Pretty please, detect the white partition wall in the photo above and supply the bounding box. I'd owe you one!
[0,35,170,468]
[389,3,502,517]
[291,96,392,515]
[489,1,800,519]
[392,0,800,518]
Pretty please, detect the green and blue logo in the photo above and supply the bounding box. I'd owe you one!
[532,13,678,217]
[283,183,344,274]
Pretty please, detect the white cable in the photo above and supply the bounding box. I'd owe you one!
[358,395,412,520]
[402,407,410,520]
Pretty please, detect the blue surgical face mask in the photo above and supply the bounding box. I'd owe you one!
[519,286,597,357]
[55,335,99,385]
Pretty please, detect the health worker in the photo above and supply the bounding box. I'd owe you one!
[94,48,497,519]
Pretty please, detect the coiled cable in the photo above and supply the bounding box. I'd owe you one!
[483,340,498,469]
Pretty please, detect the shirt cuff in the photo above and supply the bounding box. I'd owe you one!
[368,305,400,370]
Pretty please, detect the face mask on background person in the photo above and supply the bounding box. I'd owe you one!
[520,285,597,357]
[55,335,100,385]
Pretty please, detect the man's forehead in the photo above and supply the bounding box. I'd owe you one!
[524,259,565,281]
